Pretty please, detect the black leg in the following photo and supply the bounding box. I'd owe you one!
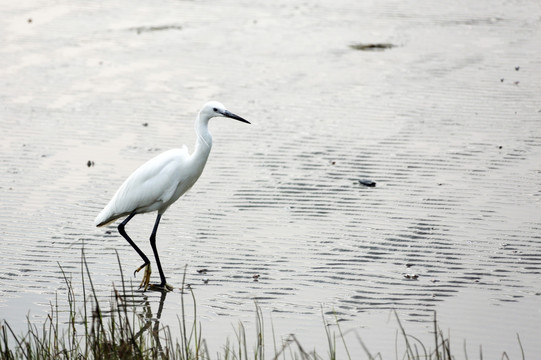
[150,213,167,286]
[118,211,150,275]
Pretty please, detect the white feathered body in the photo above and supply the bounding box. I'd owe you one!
[94,144,209,227]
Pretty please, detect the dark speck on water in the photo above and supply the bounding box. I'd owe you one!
[349,43,395,51]
[358,179,376,187]
[404,274,419,280]
[131,24,183,34]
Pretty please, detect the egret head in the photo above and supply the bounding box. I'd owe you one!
[200,101,250,124]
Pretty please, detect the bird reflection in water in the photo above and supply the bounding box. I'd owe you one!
[134,290,168,355]
[114,287,169,357]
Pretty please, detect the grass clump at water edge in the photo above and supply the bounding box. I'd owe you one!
[0,251,523,359]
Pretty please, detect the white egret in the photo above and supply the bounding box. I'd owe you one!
[94,101,250,291]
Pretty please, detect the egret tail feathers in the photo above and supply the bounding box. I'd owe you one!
[94,207,117,227]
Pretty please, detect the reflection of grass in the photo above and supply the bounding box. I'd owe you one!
[0,253,522,359]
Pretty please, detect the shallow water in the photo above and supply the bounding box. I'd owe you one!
[1,0,541,357]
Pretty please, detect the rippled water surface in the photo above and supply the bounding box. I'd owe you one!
[1,0,541,358]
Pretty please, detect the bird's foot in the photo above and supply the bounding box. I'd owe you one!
[134,263,152,291]
[148,283,174,292]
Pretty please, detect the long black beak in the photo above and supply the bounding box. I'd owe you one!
[224,110,250,124]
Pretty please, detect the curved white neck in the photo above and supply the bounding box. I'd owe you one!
[192,113,212,165]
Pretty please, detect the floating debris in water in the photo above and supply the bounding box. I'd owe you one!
[142,122,148,127]
[358,179,376,187]
[87,160,95,167]
[197,268,208,274]
[131,24,183,34]
[403,273,419,280]
[349,43,395,51]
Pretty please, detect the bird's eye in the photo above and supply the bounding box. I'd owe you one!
[213,107,218,112]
